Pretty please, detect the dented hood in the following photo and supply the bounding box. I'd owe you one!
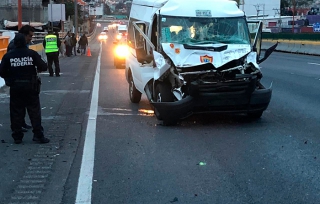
[162,43,251,68]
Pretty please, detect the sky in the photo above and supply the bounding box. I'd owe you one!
[240,0,281,17]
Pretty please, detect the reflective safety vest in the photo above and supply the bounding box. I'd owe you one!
[45,34,59,53]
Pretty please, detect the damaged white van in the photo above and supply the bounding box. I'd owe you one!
[125,0,277,125]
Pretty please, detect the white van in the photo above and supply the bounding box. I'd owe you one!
[125,0,277,125]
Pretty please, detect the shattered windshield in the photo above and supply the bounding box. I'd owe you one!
[160,16,250,45]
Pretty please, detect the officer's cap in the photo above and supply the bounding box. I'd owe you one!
[14,33,27,48]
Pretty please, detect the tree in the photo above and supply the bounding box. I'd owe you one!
[104,4,111,15]
[115,3,125,10]
[281,0,313,8]
[280,0,313,15]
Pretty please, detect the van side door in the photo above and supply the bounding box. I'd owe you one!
[127,20,155,92]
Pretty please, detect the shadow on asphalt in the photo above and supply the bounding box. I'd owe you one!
[166,113,267,127]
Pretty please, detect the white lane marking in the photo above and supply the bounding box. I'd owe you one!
[308,62,320,66]
[99,112,154,116]
[75,42,102,204]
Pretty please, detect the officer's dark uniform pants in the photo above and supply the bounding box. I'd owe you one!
[46,52,60,75]
[10,87,44,140]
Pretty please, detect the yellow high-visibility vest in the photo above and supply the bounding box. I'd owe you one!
[45,34,59,53]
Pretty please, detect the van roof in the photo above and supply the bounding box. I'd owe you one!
[131,0,243,18]
[132,0,168,8]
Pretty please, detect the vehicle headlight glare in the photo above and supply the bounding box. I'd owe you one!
[115,45,128,57]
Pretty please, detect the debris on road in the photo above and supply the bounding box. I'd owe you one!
[170,197,178,203]
[197,162,206,166]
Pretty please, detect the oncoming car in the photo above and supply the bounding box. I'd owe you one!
[98,32,108,40]
[113,41,129,69]
[103,27,109,32]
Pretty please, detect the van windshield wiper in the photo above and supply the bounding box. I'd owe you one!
[183,43,228,52]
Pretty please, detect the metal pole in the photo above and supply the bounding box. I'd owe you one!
[50,0,53,31]
[61,0,64,32]
[242,0,245,12]
[18,0,22,30]
[74,0,78,37]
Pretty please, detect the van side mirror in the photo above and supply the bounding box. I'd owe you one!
[258,42,278,64]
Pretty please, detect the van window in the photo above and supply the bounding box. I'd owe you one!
[134,23,146,50]
[128,21,134,48]
[128,22,150,63]
[160,16,250,45]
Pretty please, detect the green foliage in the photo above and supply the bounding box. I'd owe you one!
[104,4,111,15]
[281,0,314,8]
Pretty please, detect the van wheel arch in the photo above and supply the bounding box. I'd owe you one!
[128,70,142,103]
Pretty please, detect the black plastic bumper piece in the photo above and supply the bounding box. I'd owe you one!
[151,88,272,121]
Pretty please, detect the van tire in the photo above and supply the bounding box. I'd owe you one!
[154,82,177,125]
[129,73,141,103]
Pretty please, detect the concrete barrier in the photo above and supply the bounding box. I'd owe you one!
[291,43,301,53]
[29,43,44,52]
[276,41,289,52]
[262,41,274,50]
[263,39,320,56]
[299,43,308,55]
[304,44,320,55]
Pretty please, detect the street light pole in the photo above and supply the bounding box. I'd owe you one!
[18,0,22,30]
[50,0,53,31]
[74,0,78,37]
[61,0,64,32]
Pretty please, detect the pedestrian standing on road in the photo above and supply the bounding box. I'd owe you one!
[6,25,35,133]
[71,33,78,56]
[0,34,50,144]
[63,31,70,56]
[64,32,72,57]
[78,34,88,55]
[43,30,61,77]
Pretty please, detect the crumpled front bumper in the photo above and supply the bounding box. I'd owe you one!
[151,87,272,121]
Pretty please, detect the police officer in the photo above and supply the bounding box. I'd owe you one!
[43,30,61,77]
[0,34,50,144]
[7,25,36,132]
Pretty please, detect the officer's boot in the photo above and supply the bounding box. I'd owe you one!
[12,131,24,144]
[32,130,50,144]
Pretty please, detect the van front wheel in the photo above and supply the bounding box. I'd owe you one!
[129,74,141,103]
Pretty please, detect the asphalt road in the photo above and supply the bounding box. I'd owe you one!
[1,24,320,204]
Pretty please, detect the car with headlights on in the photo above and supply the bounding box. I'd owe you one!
[98,32,108,40]
[113,41,129,69]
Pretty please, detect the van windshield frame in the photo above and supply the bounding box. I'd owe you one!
[160,16,251,45]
